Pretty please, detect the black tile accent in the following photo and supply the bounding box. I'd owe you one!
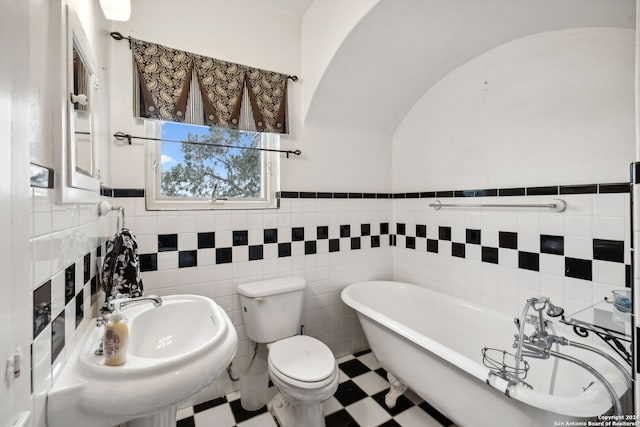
[100,186,113,197]
[392,193,406,199]
[278,243,291,257]
[565,257,592,281]
[51,311,65,363]
[405,192,420,198]
[64,264,75,305]
[33,280,51,339]
[378,420,402,427]
[276,191,298,198]
[540,235,564,255]
[371,389,414,417]
[233,230,248,246]
[406,236,415,249]
[427,239,438,253]
[456,190,475,197]
[291,227,305,242]
[416,225,426,238]
[626,264,631,288]
[560,184,597,195]
[499,231,518,250]
[249,245,263,261]
[90,276,97,297]
[197,232,215,249]
[452,242,465,258]
[351,237,361,250]
[363,193,376,199]
[353,349,372,357]
[179,250,198,268]
[317,226,328,240]
[348,193,363,199]
[371,235,380,248]
[264,228,278,244]
[317,192,333,199]
[438,226,451,241]
[112,188,145,197]
[96,245,102,257]
[194,396,228,413]
[499,187,526,197]
[229,398,268,423]
[376,193,390,199]
[158,234,178,252]
[374,367,388,380]
[466,229,481,245]
[396,223,406,235]
[419,401,455,426]
[527,186,558,196]
[300,191,316,198]
[333,192,348,199]
[599,183,630,194]
[215,248,232,264]
[324,409,358,427]
[633,162,640,185]
[304,241,317,255]
[83,253,90,284]
[389,235,396,246]
[139,253,157,272]
[420,191,436,198]
[339,358,371,377]
[518,251,540,272]
[476,188,498,197]
[75,290,84,329]
[482,247,499,264]
[340,225,351,238]
[436,191,454,198]
[593,239,624,263]
[380,223,389,235]
[361,224,371,236]
[329,239,340,252]
[176,417,195,427]
[333,380,368,406]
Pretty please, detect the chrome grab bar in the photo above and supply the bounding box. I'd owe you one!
[430,199,566,212]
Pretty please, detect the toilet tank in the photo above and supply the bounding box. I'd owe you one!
[237,276,306,343]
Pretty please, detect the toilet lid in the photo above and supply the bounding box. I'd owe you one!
[268,336,335,383]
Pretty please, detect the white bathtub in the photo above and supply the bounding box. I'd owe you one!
[341,281,629,427]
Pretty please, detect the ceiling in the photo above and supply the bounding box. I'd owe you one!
[255,0,314,16]
[305,0,636,134]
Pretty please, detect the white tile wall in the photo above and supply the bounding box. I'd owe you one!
[393,193,630,317]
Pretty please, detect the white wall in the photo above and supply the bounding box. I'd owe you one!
[393,28,635,191]
[109,0,392,192]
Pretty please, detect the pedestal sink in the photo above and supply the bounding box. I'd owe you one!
[47,295,238,427]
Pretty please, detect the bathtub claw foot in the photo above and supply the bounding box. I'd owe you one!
[385,373,407,408]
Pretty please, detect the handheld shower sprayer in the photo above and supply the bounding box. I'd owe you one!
[545,301,564,318]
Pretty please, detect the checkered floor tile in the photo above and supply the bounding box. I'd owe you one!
[177,349,455,427]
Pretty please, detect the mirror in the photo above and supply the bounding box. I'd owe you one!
[60,7,100,202]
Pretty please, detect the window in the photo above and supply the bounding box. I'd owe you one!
[145,121,279,210]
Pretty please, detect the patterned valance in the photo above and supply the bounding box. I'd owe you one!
[131,38,288,134]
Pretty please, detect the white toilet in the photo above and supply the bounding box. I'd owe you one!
[238,276,339,427]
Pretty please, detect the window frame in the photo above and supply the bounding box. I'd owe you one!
[144,120,280,211]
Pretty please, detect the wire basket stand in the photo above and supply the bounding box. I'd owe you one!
[482,347,532,389]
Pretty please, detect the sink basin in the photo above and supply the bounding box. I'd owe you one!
[47,295,238,427]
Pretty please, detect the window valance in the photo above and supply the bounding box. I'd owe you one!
[131,38,289,134]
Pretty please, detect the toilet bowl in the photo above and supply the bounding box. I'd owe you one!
[267,335,339,427]
[237,277,339,427]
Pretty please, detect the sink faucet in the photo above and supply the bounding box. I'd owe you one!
[109,295,163,311]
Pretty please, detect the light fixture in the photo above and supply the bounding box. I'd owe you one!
[99,0,131,21]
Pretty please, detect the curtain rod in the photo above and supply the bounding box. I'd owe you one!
[109,32,299,82]
[113,131,302,158]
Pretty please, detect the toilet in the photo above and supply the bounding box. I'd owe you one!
[237,276,339,427]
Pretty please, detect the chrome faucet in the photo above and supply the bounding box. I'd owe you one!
[108,295,162,311]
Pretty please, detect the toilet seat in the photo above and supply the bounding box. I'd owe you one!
[268,336,337,390]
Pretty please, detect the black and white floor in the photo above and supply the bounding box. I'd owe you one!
[176,349,455,427]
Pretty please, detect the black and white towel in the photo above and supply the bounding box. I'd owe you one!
[102,228,144,310]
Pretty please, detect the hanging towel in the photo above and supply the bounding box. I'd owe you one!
[102,228,144,310]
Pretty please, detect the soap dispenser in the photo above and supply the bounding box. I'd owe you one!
[103,301,128,366]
